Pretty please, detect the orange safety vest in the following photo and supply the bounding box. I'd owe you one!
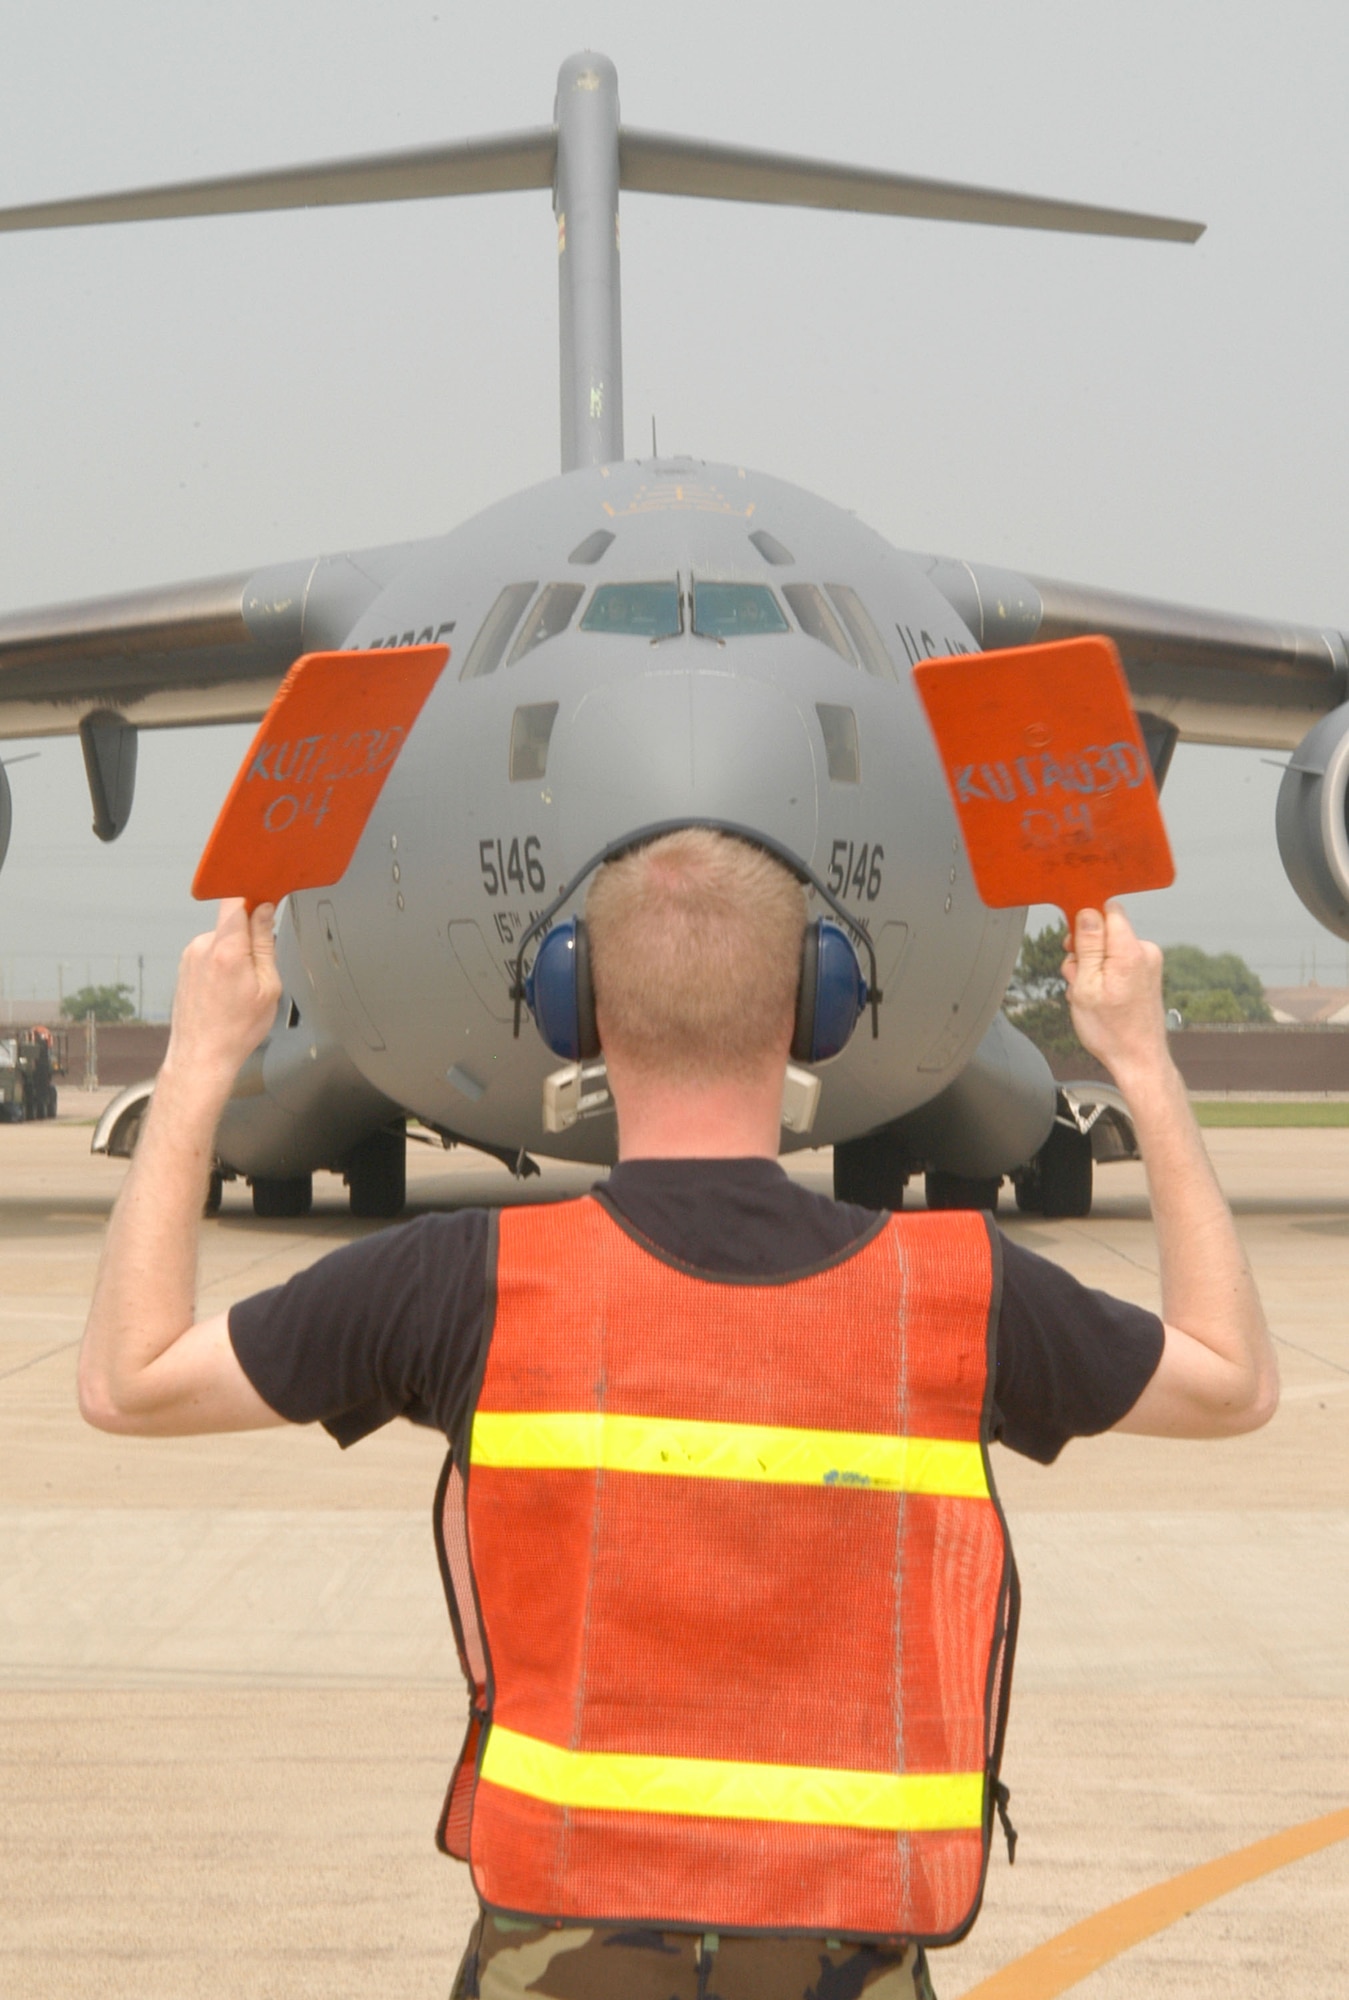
[435,1194,1017,1945]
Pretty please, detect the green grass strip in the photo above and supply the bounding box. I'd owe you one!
[1191,1100,1349,1127]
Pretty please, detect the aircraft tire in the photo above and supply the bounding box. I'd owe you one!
[832,1131,907,1209]
[45,1087,58,1119]
[251,1174,313,1219]
[924,1170,1001,1214]
[1038,1121,1093,1219]
[203,1169,224,1218]
[346,1128,406,1220]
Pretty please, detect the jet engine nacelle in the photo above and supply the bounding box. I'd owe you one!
[1276,703,1349,941]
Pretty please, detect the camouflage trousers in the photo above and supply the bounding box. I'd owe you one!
[451,1910,937,2000]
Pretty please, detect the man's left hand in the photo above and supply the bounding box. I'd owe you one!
[167,900,282,1092]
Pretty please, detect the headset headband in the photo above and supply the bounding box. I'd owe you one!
[509,817,883,1042]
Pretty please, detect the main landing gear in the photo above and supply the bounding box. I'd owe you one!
[1011,1118,1093,1219]
[833,1133,1004,1213]
[833,1130,909,1210]
[344,1127,407,1219]
[251,1174,313,1219]
[834,1117,1095,1219]
[925,1170,1001,1214]
[247,1128,407,1220]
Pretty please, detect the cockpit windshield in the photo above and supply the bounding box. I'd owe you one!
[691,581,789,639]
[580,581,681,639]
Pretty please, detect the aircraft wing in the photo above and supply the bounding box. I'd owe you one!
[920,556,1349,752]
[3,543,1345,754]
[0,545,421,739]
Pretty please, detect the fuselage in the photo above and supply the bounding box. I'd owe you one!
[222,456,1027,1171]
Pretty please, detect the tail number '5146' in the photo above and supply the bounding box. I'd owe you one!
[480,836,546,897]
[827,839,884,902]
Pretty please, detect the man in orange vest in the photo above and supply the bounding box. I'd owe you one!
[79,829,1277,2000]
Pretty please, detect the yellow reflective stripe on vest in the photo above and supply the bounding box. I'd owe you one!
[470,1409,987,1498]
[481,1724,984,1831]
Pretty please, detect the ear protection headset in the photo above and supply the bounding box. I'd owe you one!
[514,820,880,1065]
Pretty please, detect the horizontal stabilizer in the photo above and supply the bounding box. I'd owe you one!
[0,129,556,233]
[0,121,1200,247]
[619,129,1203,243]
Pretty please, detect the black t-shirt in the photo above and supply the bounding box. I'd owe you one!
[230,1157,1163,1464]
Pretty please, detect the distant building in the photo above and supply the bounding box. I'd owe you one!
[1263,984,1349,1026]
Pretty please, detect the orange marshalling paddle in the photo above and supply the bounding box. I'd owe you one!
[912,635,1174,919]
[192,645,449,908]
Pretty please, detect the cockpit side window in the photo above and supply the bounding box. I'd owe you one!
[507,583,585,666]
[782,584,857,667]
[691,582,789,639]
[580,581,682,639]
[459,582,538,679]
[824,584,897,680]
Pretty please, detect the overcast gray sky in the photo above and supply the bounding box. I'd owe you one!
[3,0,1348,1016]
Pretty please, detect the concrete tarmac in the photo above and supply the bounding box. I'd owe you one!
[0,1113,1345,1998]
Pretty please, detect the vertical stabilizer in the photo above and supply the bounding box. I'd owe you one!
[554,54,623,471]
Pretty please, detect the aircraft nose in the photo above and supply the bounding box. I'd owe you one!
[554,669,819,865]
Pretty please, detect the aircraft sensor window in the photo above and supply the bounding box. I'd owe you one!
[691,582,789,639]
[459,582,539,679]
[580,581,681,639]
[510,702,560,782]
[824,583,897,680]
[749,529,795,566]
[815,703,861,784]
[569,529,616,565]
[507,583,585,666]
[782,583,857,666]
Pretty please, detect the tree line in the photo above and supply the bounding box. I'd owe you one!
[1006,922,1271,1057]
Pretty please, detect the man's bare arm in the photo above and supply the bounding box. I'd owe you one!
[1064,906,1278,1439]
[79,900,290,1436]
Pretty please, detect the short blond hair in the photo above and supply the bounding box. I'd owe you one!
[586,828,806,1081]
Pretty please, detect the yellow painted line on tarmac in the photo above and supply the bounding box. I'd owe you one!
[959,1806,1349,2000]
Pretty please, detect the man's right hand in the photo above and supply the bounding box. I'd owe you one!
[79,896,289,1437]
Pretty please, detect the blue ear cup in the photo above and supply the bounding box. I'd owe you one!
[792,919,868,1064]
[524,917,600,1061]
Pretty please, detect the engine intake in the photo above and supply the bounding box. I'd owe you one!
[1276,703,1349,940]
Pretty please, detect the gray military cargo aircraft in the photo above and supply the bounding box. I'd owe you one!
[1,52,1346,1221]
